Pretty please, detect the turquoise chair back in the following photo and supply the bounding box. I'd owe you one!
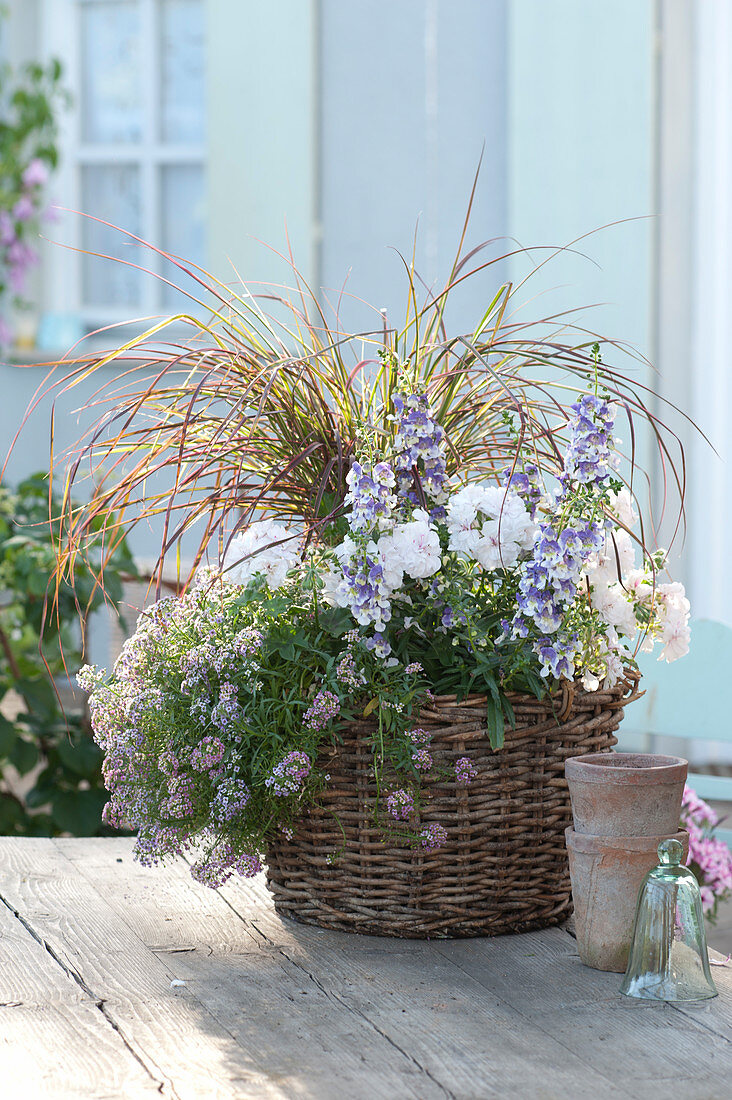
[618,619,732,847]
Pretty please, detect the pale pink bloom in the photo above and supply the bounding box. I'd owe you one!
[22,158,49,188]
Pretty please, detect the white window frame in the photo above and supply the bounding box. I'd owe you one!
[40,0,206,331]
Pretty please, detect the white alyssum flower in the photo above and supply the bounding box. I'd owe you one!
[446,484,535,569]
[222,520,300,590]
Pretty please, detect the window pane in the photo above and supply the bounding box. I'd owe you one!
[160,164,206,308]
[160,0,206,143]
[81,164,142,308]
[81,1,142,144]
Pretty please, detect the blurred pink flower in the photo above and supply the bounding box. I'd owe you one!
[12,195,36,222]
[22,158,49,188]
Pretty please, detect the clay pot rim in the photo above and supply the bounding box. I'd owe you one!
[565,752,688,784]
[565,826,689,854]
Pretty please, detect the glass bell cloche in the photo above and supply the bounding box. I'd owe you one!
[620,838,718,1002]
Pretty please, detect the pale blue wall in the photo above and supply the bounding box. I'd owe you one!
[507,0,655,364]
[319,0,508,336]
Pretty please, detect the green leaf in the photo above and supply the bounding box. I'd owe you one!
[485,697,505,750]
[56,735,102,778]
[0,714,16,757]
[0,793,24,833]
[10,735,39,775]
[51,789,107,836]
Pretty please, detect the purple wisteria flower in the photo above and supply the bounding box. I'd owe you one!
[420,823,448,852]
[392,390,448,513]
[386,788,415,820]
[265,751,312,796]
[455,757,477,784]
[303,690,340,730]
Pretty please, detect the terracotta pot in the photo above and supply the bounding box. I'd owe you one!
[565,752,688,837]
[566,827,689,972]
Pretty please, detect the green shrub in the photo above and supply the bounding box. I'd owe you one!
[0,473,136,835]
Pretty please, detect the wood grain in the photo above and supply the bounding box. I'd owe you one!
[1,836,731,1100]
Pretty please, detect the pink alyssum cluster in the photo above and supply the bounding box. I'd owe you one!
[386,788,415,820]
[455,757,477,784]
[303,689,341,731]
[420,823,448,852]
[265,751,312,797]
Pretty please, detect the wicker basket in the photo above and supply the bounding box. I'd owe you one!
[266,675,642,938]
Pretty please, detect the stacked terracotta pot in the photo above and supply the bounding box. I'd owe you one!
[564,753,689,972]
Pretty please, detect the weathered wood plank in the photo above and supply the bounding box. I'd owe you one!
[0,839,289,1099]
[5,836,732,1100]
[0,897,162,1098]
[7,838,448,1100]
[436,929,732,1092]
[217,866,648,1098]
[60,838,627,1099]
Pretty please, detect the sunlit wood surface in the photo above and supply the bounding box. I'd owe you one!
[1,837,730,1099]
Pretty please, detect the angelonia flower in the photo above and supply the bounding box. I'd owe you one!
[386,788,414,820]
[561,392,618,489]
[512,520,603,679]
[420,823,448,852]
[345,459,396,532]
[502,462,543,520]
[455,757,477,784]
[265,751,312,796]
[392,389,449,511]
[335,545,394,631]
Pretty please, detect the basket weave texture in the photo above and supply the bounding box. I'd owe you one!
[266,676,642,938]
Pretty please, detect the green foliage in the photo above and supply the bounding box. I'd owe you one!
[0,473,136,836]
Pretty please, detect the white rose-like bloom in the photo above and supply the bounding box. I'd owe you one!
[319,568,342,606]
[446,484,535,569]
[373,534,405,590]
[222,520,300,590]
[656,581,691,662]
[588,528,636,586]
[591,581,639,639]
[388,516,442,580]
[607,488,638,529]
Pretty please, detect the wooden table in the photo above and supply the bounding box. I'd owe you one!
[1,838,730,1099]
